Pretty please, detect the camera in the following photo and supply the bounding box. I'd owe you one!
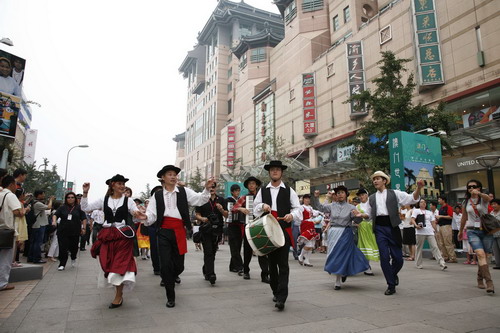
[207,213,221,226]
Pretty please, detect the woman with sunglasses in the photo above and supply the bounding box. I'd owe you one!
[53,192,87,271]
[81,175,144,308]
[459,179,494,293]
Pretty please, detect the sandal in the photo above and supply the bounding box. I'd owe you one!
[0,284,15,291]
[405,258,414,261]
[11,262,23,267]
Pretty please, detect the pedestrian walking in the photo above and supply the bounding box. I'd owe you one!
[459,179,494,293]
[54,192,87,271]
[28,190,54,264]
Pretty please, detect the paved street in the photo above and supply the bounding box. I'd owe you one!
[0,241,499,333]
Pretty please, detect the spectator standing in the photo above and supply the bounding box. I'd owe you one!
[435,196,457,263]
[401,205,416,262]
[452,205,463,250]
[0,176,23,291]
[28,190,54,264]
[489,199,500,270]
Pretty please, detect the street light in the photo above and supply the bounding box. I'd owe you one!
[64,145,89,192]
[0,38,14,46]
[476,154,500,197]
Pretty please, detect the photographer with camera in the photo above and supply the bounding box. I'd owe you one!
[195,182,228,285]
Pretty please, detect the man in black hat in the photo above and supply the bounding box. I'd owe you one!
[226,184,244,274]
[148,185,164,277]
[195,182,228,286]
[253,160,301,311]
[232,176,269,282]
[144,165,214,308]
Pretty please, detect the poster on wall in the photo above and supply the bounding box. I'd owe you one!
[389,131,444,199]
[0,91,20,138]
[0,49,26,96]
[462,105,499,128]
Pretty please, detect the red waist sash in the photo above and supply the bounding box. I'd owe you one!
[271,210,294,248]
[161,217,187,255]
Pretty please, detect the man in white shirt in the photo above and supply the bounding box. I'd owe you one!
[253,160,301,311]
[0,176,22,291]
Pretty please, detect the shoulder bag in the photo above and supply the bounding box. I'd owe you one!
[0,194,15,249]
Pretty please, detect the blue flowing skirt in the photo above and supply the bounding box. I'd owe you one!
[324,227,370,276]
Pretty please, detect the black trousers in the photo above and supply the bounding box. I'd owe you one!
[158,229,184,302]
[79,227,89,250]
[243,234,269,277]
[201,232,219,277]
[267,231,291,303]
[228,224,244,271]
[58,232,79,267]
[148,226,160,273]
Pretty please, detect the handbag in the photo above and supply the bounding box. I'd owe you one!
[480,213,500,235]
[0,194,15,249]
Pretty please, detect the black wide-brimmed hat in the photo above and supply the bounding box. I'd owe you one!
[333,185,349,194]
[264,160,288,171]
[157,165,181,178]
[356,188,369,196]
[106,174,129,185]
[243,176,262,189]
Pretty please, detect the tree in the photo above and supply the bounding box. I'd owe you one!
[12,160,63,197]
[139,183,152,202]
[344,51,458,191]
[187,167,205,193]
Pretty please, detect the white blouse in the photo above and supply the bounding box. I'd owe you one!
[81,196,138,228]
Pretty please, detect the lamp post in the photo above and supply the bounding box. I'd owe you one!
[64,145,89,192]
[476,154,500,198]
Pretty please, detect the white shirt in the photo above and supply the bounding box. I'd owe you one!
[0,75,21,96]
[452,212,462,230]
[401,208,414,228]
[144,186,210,225]
[90,210,105,224]
[364,189,419,217]
[0,189,22,235]
[412,208,435,236]
[253,181,301,221]
[81,196,138,228]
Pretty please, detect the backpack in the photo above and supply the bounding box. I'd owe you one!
[26,200,41,227]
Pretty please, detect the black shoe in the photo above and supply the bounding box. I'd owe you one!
[273,296,277,302]
[175,277,181,284]
[394,275,399,286]
[109,299,123,309]
[204,274,209,281]
[80,248,86,251]
[261,276,270,284]
[209,275,216,285]
[154,271,160,276]
[334,286,341,290]
[229,268,239,273]
[384,288,396,296]
[364,272,374,276]
[33,260,47,264]
[493,267,500,270]
[243,273,250,280]
[341,276,347,283]
[166,301,175,308]
[160,281,165,287]
[237,270,244,276]
[275,301,285,310]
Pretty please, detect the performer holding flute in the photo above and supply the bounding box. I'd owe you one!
[232,176,269,282]
[253,161,301,311]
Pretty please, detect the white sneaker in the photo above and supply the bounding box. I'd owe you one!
[71,260,76,267]
[58,266,65,271]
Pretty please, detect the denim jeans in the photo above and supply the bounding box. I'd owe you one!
[467,229,494,253]
[28,226,46,262]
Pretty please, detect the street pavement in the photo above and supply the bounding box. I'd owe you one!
[0,240,499,333]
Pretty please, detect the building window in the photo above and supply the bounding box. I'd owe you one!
[250,48,266,63]
[343,6,350,23]
[327,63,335,77]
[284,0,297,23]
[228,99,232,114]
[228,54,232,63]
[240,23,253,37]
[289,89,295,100]
[302,0,324,12]
[228,82,232,92]
[228,67,232,78]
[239,53,247,70]
[333,15,339,31]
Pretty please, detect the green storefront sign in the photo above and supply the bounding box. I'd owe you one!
[413,0,434,13]
[419,45,441,63]
[418,30,438,45]
[421,64,444,84]
[416,13,436,31]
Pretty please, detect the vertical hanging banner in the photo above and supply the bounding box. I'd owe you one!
[302,73,318,137]
[23,129,38,164]
[346,41,367,117]
[389,131,443,200]
[0,92,20,138]
[412,0,444,85]
[227,126,236,167]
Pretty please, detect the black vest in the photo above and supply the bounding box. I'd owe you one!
[261,184,291,230]
[103,196,128,223]
[154,187,191,231]
[368,189,401,229]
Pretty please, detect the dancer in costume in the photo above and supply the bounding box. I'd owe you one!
[253,161,301,310]
[296,194,321,267]
[232,176,269,282]
[144,165,213,307]
[313,186,369,290]
[355,188,379,275]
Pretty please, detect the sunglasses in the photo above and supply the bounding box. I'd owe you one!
[67,197,76,199]
[467,185,479,189]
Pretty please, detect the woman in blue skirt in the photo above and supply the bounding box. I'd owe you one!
[312,186,369,290]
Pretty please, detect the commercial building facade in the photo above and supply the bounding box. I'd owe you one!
[180,0,500,202]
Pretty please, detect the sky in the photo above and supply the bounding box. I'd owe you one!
[0,0,279,198]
